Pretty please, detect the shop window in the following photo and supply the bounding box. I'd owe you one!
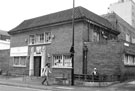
[13,56,26,67]
[53,54,72,68]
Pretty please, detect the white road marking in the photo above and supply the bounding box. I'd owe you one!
[56,86,74,90]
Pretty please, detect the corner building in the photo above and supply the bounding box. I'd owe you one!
[8,7,126,81]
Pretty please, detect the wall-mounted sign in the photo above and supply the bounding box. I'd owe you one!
[10,46,28,56]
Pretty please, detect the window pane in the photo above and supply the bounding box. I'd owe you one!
[36,33,44,43]
[126,34,130,42]
[132,37,135,43]
[14,57,19,65]
[29,35,35,44]
[63,55,72,67]
[92,27,99,42]
[20,57,26,66]
[53,55,63,67]
[45,32,51,42]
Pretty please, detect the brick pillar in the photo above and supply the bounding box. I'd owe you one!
[41,46,46,76]
[29,47,34,76]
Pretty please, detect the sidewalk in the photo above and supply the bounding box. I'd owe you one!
[0,75,133,91]
[0,75,54,90]
[0,75,114,91]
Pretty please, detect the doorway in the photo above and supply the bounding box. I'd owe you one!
[34,56,41,76]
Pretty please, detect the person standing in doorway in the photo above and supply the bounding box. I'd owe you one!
[42,63,51,85]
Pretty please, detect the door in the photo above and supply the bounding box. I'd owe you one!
[34,56,41,76]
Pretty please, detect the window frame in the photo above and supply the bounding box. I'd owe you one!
[123,54,135,66]
[52,54,72,68]
[13,56,27,67]
[28,32,52,45]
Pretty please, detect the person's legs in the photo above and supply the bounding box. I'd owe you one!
[42,76,47,85]
[46,76,49,85]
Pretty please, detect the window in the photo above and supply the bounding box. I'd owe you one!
[29,35,35,44]
[132,37,135,43]
[109,34,116,40]
[29,32,52,45]
[36,33,44,43]
[13,56,26,67]
[123,54,135,66]
[92,27,99,42]
[101,30,109,40]
[45,32,52,43]
[53,54,72,68]
[91,25,117,42]
[126,34,130,42]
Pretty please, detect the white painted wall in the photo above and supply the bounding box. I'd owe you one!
[0,40,10,50]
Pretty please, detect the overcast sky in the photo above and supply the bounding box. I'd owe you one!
[0,0,125,31]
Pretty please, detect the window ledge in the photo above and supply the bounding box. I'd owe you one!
[124,64,135,67]
[52,66,72,69]
[13,65,26,67]
[28,42,51,46]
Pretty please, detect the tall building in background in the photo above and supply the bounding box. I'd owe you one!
[108,0,135,28]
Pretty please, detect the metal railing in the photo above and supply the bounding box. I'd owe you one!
[74,74,121,82]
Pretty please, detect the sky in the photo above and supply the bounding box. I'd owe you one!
[0,0,123,31]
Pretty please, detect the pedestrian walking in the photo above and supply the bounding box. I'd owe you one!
[42,63,51,85]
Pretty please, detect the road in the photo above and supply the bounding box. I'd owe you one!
[0,83,135,91]
[0,85,51,91]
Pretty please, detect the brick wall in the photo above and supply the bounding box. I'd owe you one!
[9,21,84,76]
[86,40,124,75]
[0,50,10,73]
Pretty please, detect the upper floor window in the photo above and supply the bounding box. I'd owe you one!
[92,27,100,42]
[29,35,35,44]
[132,37,135,44]
[91,24,117,42]
[36,33,44,43]
[29,32,52,45]
[45,32,52,43]
[101,30,110,40]
[126,34,130,42]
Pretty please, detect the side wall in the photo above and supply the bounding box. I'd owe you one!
[0,50,10,73]
[86,41,124,75]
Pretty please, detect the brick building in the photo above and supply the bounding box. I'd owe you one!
[0,30,10,74]
[8,6,135,80]
[102,12,135,76]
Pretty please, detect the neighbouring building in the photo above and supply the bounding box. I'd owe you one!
[102,12,135,77]
[8,6,135,82]
[108,0,135,28]
[0,30,10,74]
[0,30,10,50]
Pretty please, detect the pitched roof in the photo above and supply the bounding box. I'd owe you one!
[8,6,117,34]
[0,30,10,36]
[102,12,135,34]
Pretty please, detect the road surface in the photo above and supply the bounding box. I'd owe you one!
[0,85,51,91]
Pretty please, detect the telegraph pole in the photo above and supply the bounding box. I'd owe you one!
[70,0,75,86]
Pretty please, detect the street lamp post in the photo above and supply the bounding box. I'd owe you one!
[70,0,75,86]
